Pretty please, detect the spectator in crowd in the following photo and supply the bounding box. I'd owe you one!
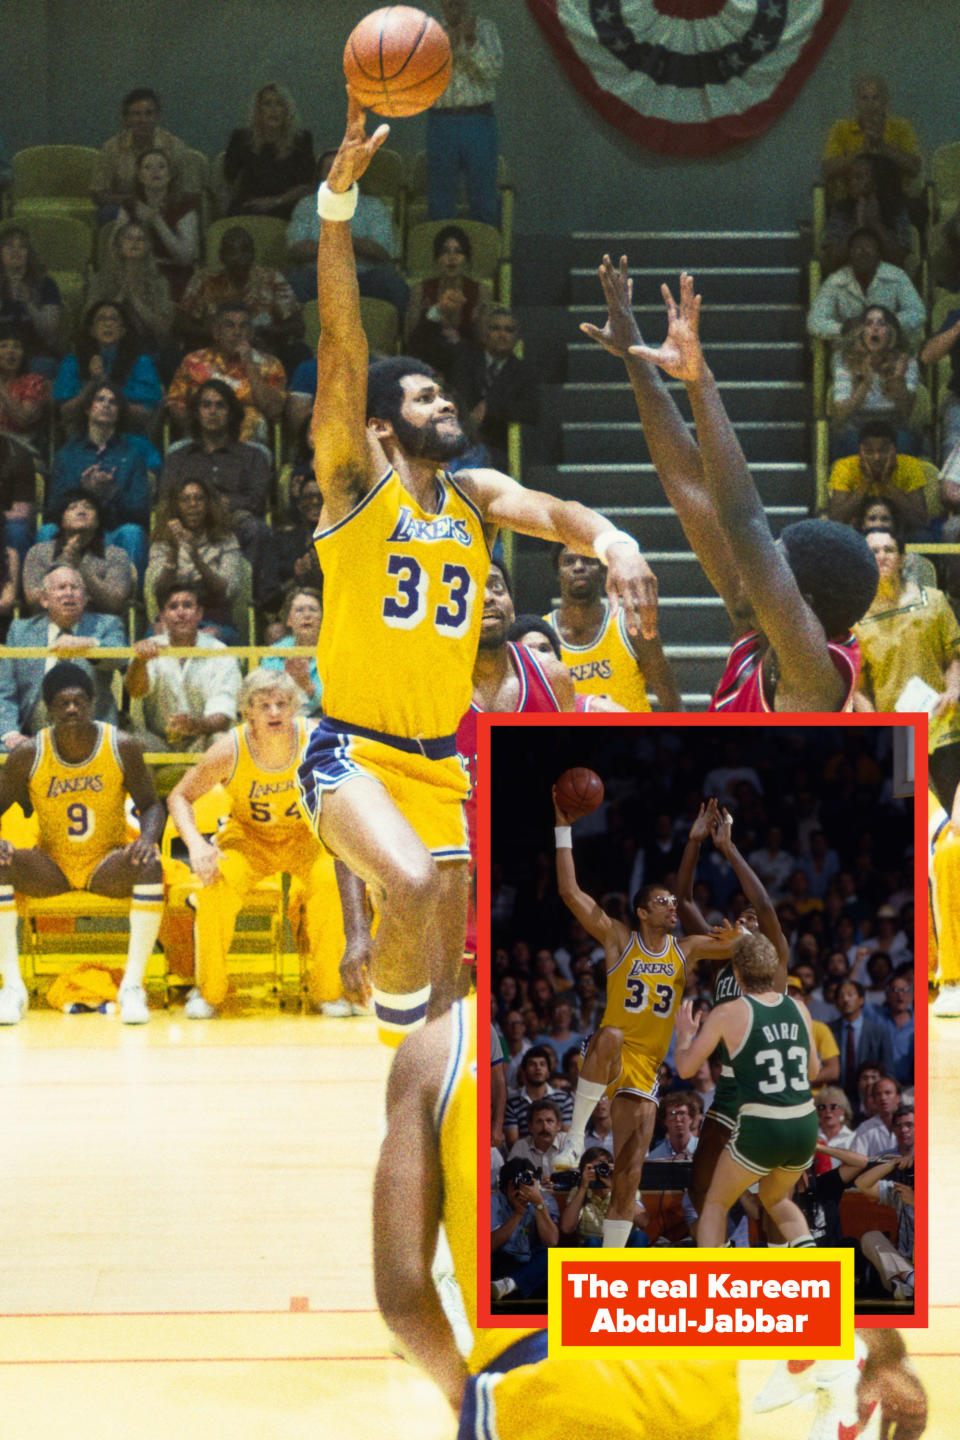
[0,322,50,443]
[862,950,894,1006]
[449,307,540,471]
[0,564,124,748]
[124,582,241,753]
[145,474,242,638]
[827,422,927,536]
[815,1084,856,1165]
[165,303,286,447]
[794,1138,870,1247]
[84,220,174,352]
[177,226,306,378]
[821,74,923,212]
[852,1061,885,1126]
[23,490,134,616]
[224,83,314,221]
[821,153,913,276]
[788,978,840,1087]
[855,1107,915,1300]
[90,87,198,219]
[850,1074,903,1158]
[870,972,914,1086]
[829,306,919,459]
[490,1155,558,1305]
[54,301,164,433]
[0,433,38,563]
[407,277,474,387]
[502,1008,532,1089]
[505,1097,573,1182]
[286,149,409,316]
[45,381,150,580]
[405,224,486,345]
[556,1146,648,1248]
[853,527,960,800]
[649,1091,699,1162]
[745,824,797,898]
[533,997,583,1062]
[259,585,323,716]
[920,301,960,463]
[117,149,200,302]
[275,471,323,592]
[503,1045,573,1146]
[807,229,925,350]
[830,978,895,1096]
[800,829,841,900]
[428,0,503,226]
[584,1093,615,1155]
[0,225,62,374]
[161,378,281,610]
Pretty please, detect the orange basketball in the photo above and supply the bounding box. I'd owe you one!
[344,7,452,118]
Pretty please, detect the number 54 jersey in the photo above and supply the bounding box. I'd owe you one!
[314,468,490,740]
[601,932,687,1102]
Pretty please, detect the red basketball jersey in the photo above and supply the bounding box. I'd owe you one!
[708,630,861,713]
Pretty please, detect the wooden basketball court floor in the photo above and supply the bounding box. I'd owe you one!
[0,1003,954,1439]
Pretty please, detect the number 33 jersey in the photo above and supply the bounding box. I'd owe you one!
[28,723,128,889]
[314,467,490,740]
[601,932,686,1101]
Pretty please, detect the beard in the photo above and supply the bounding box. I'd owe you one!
[477,617,508,651]
[393,410,468,463]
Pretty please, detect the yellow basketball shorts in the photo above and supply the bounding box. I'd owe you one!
[605,1037,662,1104]
[461,1335,738,1440]
[296,720,469,861]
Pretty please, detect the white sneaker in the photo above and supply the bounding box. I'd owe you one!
[553,1133,584,1171]
[806,1363,861,1440]
[320,999,353,1017]
[753,1360,815,1412]
[491,1276,517,1301]
[932,982,960,1017]
[0,984,28,1026]
[118,984,150,1024]
[185,988,216,1020]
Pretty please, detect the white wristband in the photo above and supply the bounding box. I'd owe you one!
[555,826,572,849]
[594,528,640,563]
[317,181,359,221]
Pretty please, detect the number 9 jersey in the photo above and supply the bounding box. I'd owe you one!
[27,723,129,889]
[600,932,686,1102]
[313,468,490,740]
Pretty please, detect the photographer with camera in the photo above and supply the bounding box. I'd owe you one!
[854,1105,915,1300]
[505,1097,575,1182]
[556,1145,649,1248]
[648,1091,702,1238]
[491,1155,559,1304]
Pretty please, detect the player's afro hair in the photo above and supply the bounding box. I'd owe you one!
[42,661,94,707]
[779,519,879,638]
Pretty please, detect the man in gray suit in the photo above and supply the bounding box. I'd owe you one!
[829,979,895,1099]
[0,564,125,750]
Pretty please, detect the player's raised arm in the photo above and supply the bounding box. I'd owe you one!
[676,798,718,936]
[312,92,390,525]
[632,275,851,711]
[465,466,658,640]
[581,254,751,632]
[553,789,627,950]
[711,806,788,985]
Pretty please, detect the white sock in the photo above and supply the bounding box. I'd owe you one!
[569,1076,609,1136]
[123,884,163,988]
[372,983,431,1048]
[602,1218,634,1248]
[0,886,21,990]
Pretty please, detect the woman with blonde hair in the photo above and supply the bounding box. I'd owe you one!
[224,83,314,220]
[830,303,918,458]
[85,220,173,349]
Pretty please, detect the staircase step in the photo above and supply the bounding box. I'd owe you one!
[569,265,803,306]
[568,230,805,268]
[561,420,809,464]
[566,303,807,344]
[566,340,807,383]
[664,647,732,696]
[642,553,727,598]
[553,380,808,423]
[533,463,813,508]
[545,504,807,548]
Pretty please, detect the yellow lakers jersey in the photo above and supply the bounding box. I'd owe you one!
[602,931,686,1059]
[544,602,650,711]
[438,996,534,1374]
[223,717,313,841]
[315,468,490,739]
[28,723,128,883]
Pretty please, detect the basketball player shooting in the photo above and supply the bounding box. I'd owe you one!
[296,91,659,1046]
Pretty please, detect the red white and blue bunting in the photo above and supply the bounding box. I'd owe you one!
[524,0,853,156]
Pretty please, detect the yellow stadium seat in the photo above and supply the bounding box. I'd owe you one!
[360,146,406,232]
[405,150,514,257]
[405,217,502,285]
[932,142,960,213]
[1,213,92,275]
[359,296,399,356]
[10,145,99,226]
